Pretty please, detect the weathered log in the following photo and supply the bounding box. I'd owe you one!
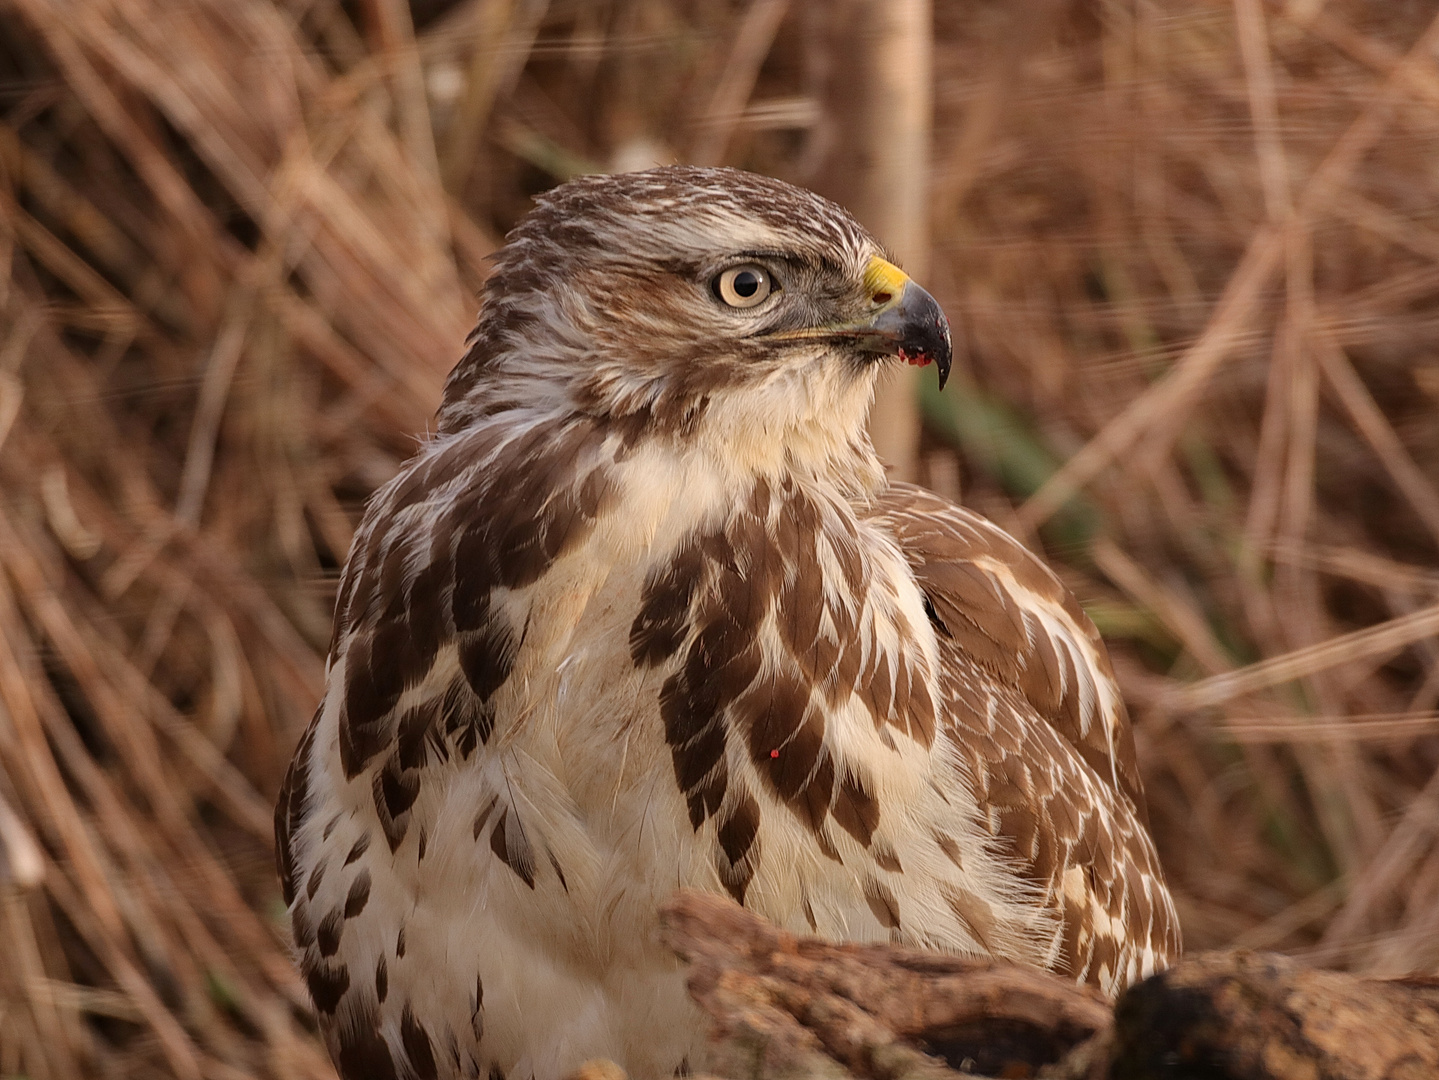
[1105,950,1439,1080]
[660,890,1109,1079]
[654,890,1439,1080]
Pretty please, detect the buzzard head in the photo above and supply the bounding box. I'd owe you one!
[439,166,951,466]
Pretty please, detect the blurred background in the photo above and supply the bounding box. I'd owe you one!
[1,0,1438,1076]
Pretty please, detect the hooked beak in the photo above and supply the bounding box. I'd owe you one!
[763,255,953,389]
[859,256,953,389]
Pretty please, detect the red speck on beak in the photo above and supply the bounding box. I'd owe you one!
[898,347,932,368]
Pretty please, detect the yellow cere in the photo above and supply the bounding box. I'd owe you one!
[863,255,911,305]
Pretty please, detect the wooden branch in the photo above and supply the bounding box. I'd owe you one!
[660,890,1108,1080]
[643,890,1439,1080]
[1107,951,1439,1080]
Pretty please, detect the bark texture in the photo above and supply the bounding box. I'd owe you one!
[636,890,1439,1080]
[1105,951,1439,1080]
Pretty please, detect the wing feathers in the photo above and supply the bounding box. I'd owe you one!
[873,482,1179,989]
[875,485,1145,811]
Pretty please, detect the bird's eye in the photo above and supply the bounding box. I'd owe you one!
[713,264,775,309]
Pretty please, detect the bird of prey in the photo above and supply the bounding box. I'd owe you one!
[276,166,1179,1080]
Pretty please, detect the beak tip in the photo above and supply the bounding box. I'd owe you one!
[890,281,952,392]
[843,274,955,389]
[932,315,953,391]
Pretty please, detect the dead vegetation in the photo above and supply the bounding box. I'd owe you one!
[0,1,1436,1076]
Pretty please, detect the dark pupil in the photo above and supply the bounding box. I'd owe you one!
[733,270,761,297]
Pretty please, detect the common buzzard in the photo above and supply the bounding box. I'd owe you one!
[276,166,1179,1080]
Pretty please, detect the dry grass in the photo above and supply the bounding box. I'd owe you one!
[0,0,1436,1076]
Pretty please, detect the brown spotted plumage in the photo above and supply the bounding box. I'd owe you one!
[276,166,1179,1080]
